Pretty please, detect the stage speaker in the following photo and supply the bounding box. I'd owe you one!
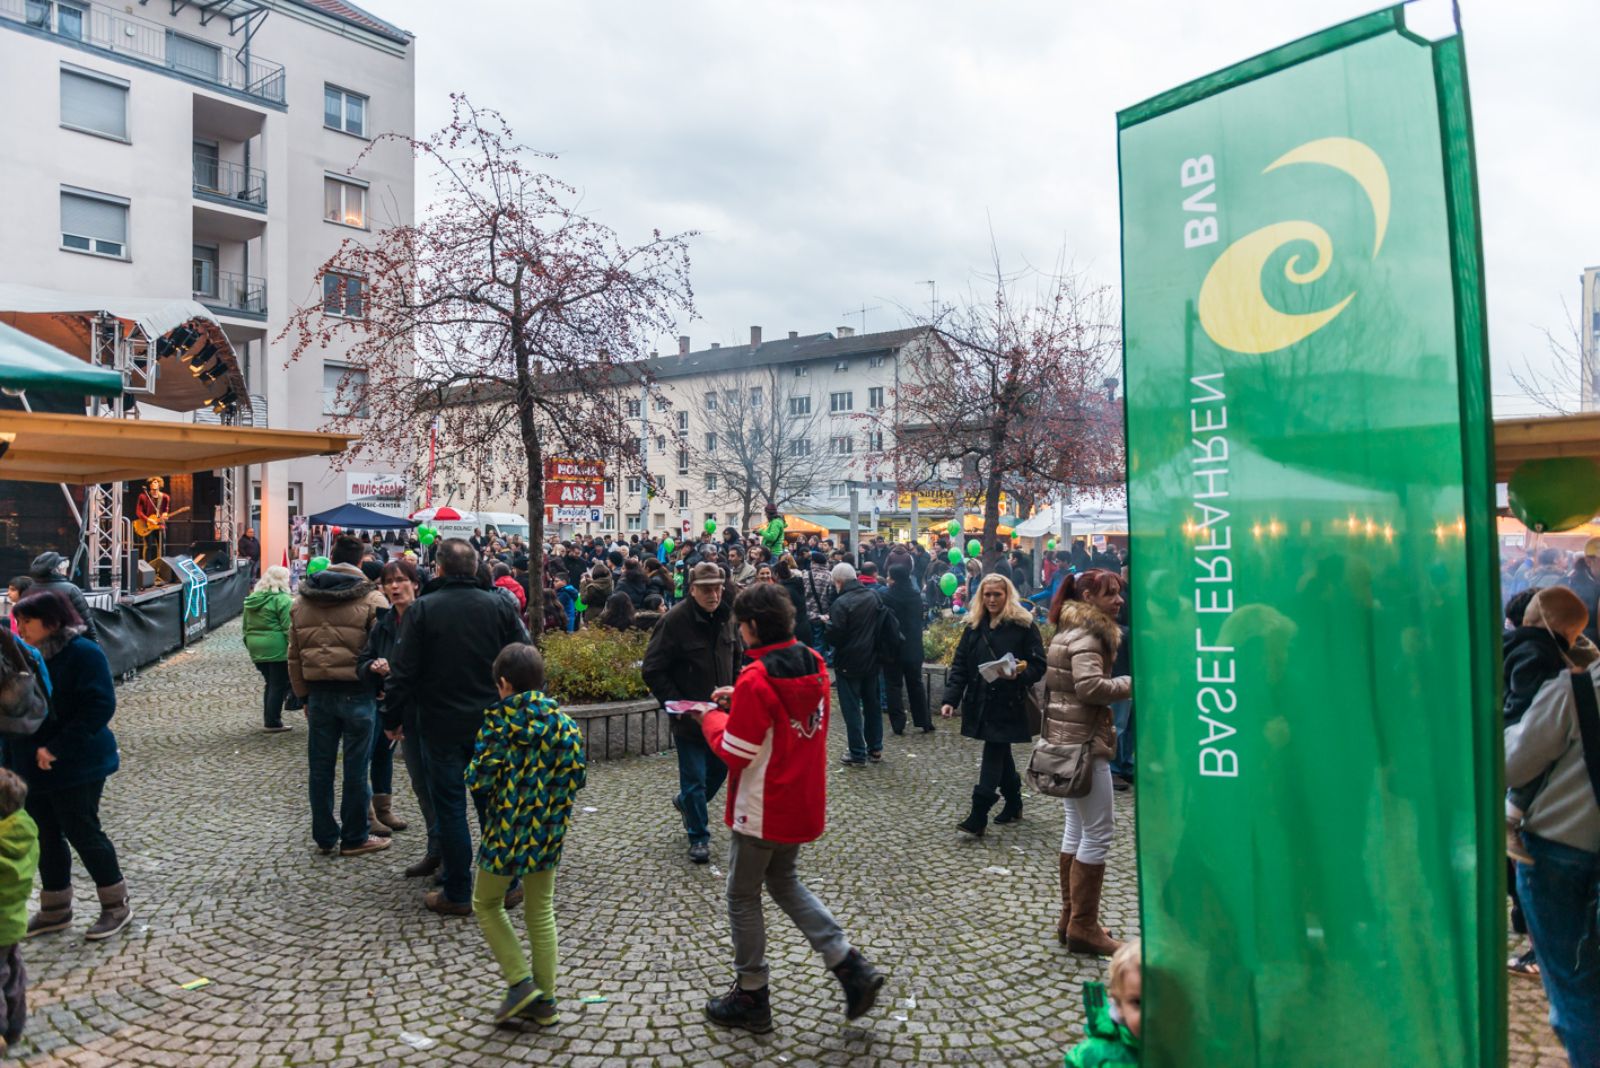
[155,554,195,586]
[133,559,156,591]
[188,540,231,572]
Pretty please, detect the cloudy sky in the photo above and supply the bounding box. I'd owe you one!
[378,0,1594,414]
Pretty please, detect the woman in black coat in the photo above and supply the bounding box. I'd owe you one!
[774,560,808,630]
[939,574,1046,836]
[883,564,932,733]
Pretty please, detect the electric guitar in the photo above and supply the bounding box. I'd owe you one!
[133,505,190,538]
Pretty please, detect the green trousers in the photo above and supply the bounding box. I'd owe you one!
[472,867,558,994]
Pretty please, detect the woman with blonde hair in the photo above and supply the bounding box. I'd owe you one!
[940,574,1046,836]
[241,565,294,733]
[1043,569,1130,955]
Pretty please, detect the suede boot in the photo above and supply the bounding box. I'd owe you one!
[373,793,407,832]
[956,787,998,837]
[1064,860,1122,956]
[1056,852,1074,944]
[26,887,72,937]
[85,880,131,942]
[993,785,1023,825]
[368,803,392,837]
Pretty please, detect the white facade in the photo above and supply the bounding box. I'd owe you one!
[0,0,414,568]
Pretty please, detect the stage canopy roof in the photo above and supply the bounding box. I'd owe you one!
[0,322,122,396]
[1493,412,1600,481]
[0,410,353,485]
[307,503,417,530]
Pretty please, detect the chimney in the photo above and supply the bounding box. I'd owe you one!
[710,342,721,349]
[788,330,798,340]
[837,325,855,338]
[750,326,762,347]
[678,335,690,355]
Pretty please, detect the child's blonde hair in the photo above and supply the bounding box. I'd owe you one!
[1107,938,1141,998]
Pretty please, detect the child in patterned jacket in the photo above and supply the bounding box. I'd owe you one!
[466,643,586,1027]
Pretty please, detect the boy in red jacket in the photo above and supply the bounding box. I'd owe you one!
[686,582,885,1033]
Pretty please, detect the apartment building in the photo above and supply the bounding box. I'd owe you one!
[0,0,415,564]
[433,326,932,541]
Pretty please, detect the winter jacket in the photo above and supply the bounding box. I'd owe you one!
[241,588,291,663]
[826,580,885,679]
[0,808,37,945]
[641,595,739,739]
[760,515,786,555]
[494,575,527,611]
[1503,626,1578,727]
[780,575,808,629]
[580,575,614,626]
[287,563,388,697]
[1044,601,1131,753]
[385,576,530,746]
[31,575,98,643]
[882,580,926,663]
[618,573,650,609]
[1062,982,1139,1067]
[800,565,834,623]
[16,630,119,792]
[464,690,586,876]
[699,639,830,844]
[941,616,1047,744]
[1507,662,1600,853]
[729,563,757,588]
[358,607,406,729]
[1571,562,1600,645]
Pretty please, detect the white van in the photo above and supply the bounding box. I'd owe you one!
[432,511,529,542]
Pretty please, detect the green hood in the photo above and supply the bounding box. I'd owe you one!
[486,691,564,748]
[0,811,39,946]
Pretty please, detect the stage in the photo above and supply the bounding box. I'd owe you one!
[86,565,251,678]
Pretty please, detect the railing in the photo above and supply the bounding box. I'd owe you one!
[193,155,266,209]
[0,0,286,105]
[194,268,266,316]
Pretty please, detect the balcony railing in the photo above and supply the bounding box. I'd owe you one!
[193,155,266,209]
[1,0,286,105]
[194,267,266,317]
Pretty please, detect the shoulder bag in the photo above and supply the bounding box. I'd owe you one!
[0,638,49,738]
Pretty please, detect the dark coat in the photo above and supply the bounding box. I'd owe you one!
[18,633,119,792]
[385,577,529,746]
[1502,626,1573,727]
[826,580,884,679]
[882,580,925,663]
[618,573,650,610]
[780,575,808,628]
[941,617,1046,744]
[641,596,738,738]
[1570,562,1600,645]
[359,607,409,732]
[32,576,98,643]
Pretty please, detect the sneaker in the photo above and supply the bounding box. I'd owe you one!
[494,978,542,1024]
[423,889,472,917]
[340,837,391,857]
[262,725,292,734]
[831,949,885,1020]
[688,842,710,864]
[705,983,773,1033]
[521,995,559,1026]
[403,854,441,878]
[316,844,338,857]
[868,750,884,764]
[840,756,867,768]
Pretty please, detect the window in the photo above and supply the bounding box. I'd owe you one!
[789,438,811,458]
[793,365,808,377]
[626,476,643,495]
[867,430,885,452]
[625,398,641,418]
[704,513,717,526]
[321,271,365,318]
[869,355,886,368]
[830,482,848,498]
[60,188,128,259]
[654,396,669,411]
[675,411,688,433]
[704,391,717,411]
[788,396,811,417]
[705,433,717,452]
[653,513,666,528]
[603,514,615,529]
[677,449,689,474]
[749,386,763,407]
[705,474,717,491]
[723,390,740,408]
[60,67,128,141]
[29,1,85,39]
[166,32,220,81]
[324,85,367,136]
[655,434,666,454]
[322,362,369,418]
[830,391,853,413]
[830,435,854,455]
[868,386,885,410]
[192,245,218,298]
[676,489,689,509]
[835,359,850,372]
[324,176,367,228]
[603,479,615,496]
[626,515,642,532]
[726,513,738,529]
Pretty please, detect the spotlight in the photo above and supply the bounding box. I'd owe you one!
[210,387,239,415]
[197,360,228,383]
[186,342,218,375]
[158,325,199,359]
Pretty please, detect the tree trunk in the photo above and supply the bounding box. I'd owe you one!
[524,431,546,641]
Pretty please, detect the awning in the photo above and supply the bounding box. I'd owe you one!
[0,322,122,396]
[1493,412,1600,481]
[783,514,829,536]
[308,503,417,530]
[0,410,353,484]
[959,514,1015,536]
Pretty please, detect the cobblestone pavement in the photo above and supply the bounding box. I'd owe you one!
[8,621,1568,1066]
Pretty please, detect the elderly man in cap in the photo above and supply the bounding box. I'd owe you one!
[27,552,98,642]
[643,561,739,863]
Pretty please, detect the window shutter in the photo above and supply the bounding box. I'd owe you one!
[60,71,127,139]
[61,192,126,243]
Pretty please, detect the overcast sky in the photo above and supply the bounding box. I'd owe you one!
[377,0,1594,415]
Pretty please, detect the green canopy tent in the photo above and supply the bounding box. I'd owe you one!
[0,321,121,397]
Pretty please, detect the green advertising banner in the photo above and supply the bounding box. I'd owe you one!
[1118,8,1501,1066]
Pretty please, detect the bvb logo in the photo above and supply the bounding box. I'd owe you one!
[1197,137,1389,355]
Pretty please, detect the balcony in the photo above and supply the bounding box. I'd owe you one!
[193,154,266,210]
[193,264,266,319]
[1,0,286,106]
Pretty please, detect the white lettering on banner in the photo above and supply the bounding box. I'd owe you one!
[1190,372,1237,779]
[343,472,408,517]
[1182,155,1219,248]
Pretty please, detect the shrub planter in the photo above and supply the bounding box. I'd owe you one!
[560,697,675,762]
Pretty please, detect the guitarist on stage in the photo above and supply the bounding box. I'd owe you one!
[135,476,172,562]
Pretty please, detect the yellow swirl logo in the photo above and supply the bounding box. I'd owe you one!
[1197,137,1389,355]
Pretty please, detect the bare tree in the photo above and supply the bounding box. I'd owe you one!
[1509,298,1586,415]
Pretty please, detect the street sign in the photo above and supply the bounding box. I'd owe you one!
[552,506,602,523]
[546,481,605,506]
[544,457,605,481]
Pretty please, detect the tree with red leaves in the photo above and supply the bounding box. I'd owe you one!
[873,255,1123,557]
[282,94,695,635]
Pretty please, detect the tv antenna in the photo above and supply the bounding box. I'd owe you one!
[842,302,881,334]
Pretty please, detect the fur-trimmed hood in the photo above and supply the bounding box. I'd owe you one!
[1055,600,1121,657]
[298,563,377,604]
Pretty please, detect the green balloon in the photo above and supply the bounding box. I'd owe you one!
[946,520,961,536]
[1508,458,1600,533]
[574,599,588,613]
[705,519,717,534]
[947,547,963,565]
[664,538,676,554]
[939,572,958,596]
[966,539,982,557]
[1047,539,1057,551]
[307,556,330,575]
[418,527,436,546]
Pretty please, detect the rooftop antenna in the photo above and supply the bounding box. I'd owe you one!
[918,280,937,321]
[842,302,881,334]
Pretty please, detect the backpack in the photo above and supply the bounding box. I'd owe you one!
[0,632,49,738]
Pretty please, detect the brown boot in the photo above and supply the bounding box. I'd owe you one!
[85,880,131,942]
[368,803,392,838]
[26,887,72,937]
[1056,853,1074,944]
[373,793,407,832]
[1064,860,1123,956]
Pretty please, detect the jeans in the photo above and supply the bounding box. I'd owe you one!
[1516,832,1600,1067]
[976,741,1020,801]
[306,691,377,849]
[674,728,728,846]
[474,868,557,992]
[0,944,23,1043]
[1109,699,1134,779]
[809,619,832,666]
[423,734,485,904]
[1060,760,1115,863]
[401,729,440,858]
[28,778,121,891]
[727,832,851,990]
[882,658,930,731]
[835,673,882,762]
[369,715,394,794]
[255,660,290,729]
